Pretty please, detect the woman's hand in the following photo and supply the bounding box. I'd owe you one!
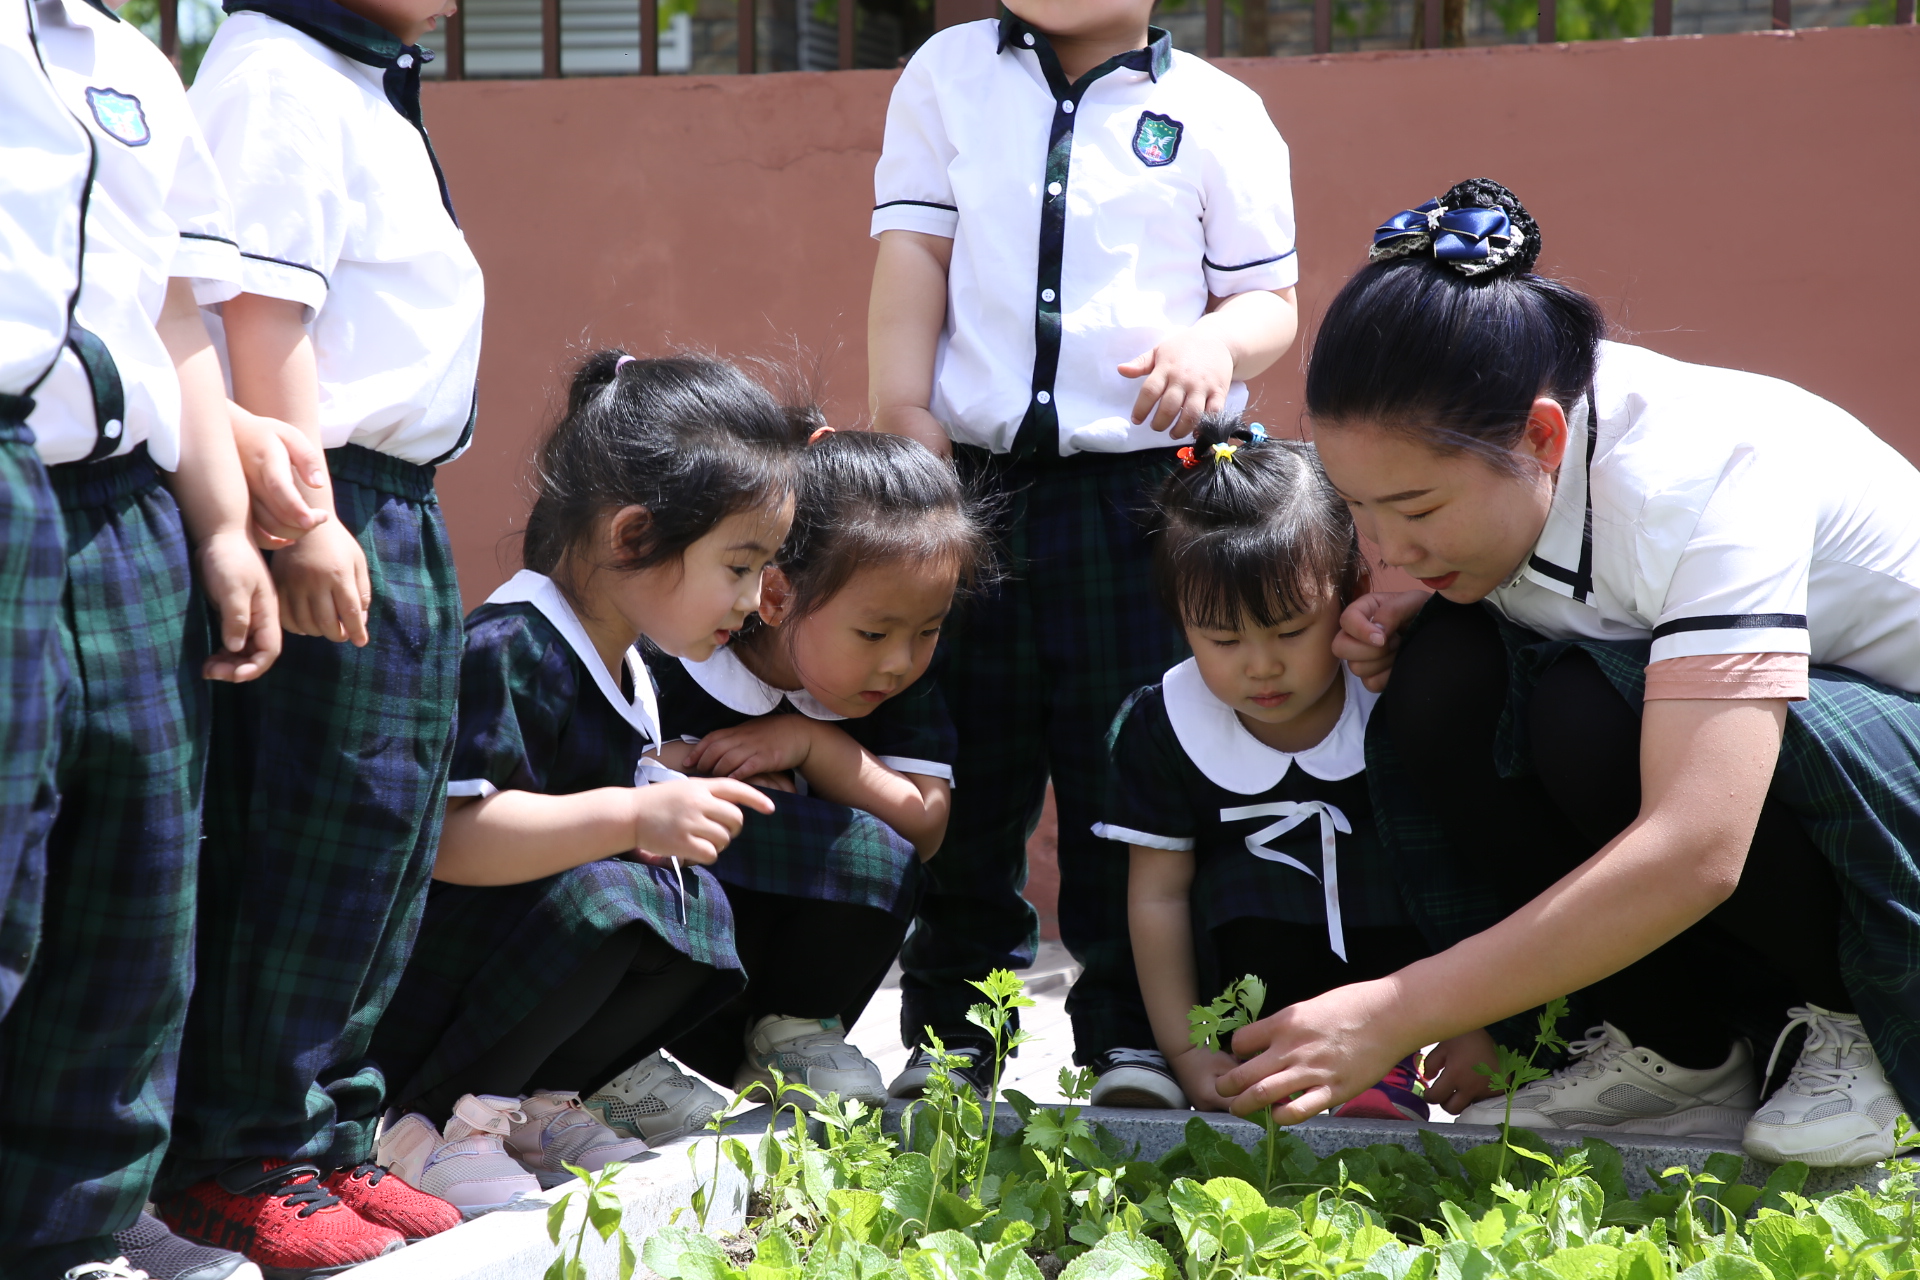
[629,776,775,865]
[1169,1046,1241,1112]
[1218,979,1412,1123]
[1331,590,1431,691]
[272,518,371,645]
[1421,1028,1500,1115]
[685,715,815,780]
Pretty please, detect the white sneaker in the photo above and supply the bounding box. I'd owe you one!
[736,1014,886,1105]
[1089,1048,1189,1109]
[1456,1023,1759,1139]
[64,1262,149,1280]
[584,1051,726,1145]
[1744,1006,1909,1167]
[508,1091,651,1188]
[377,1094,543,1216]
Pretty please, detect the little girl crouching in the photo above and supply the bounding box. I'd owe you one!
[1099,419,1497,1116]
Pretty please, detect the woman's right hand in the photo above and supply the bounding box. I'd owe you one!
[1169,1045,1242,1112]
[1331,590,1431,691]
[629,776,775,865]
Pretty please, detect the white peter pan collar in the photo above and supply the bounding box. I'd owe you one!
[1511,392,1596,604]
[1162,657,1376,794]
[485,570,663,746]
[679,644,847,722]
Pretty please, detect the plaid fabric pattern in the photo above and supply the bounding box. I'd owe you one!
[1101,682,1410,939]
[366,600,744,1113]
[1481,614,1920,1113]
[904,447,1188,1061]
[654,657,936,919]
[0,425,65,1020]
[0,449,206,1276]
[166,446,462,1189]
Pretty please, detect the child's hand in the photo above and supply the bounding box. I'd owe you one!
[1331,590,1431,692]
[272,518,371,646]
[685,715,815,781]
[197,528,281,683]
[1117,327,1236,439]
[629,776,776,864]
[230,405,330,549]
[1421,1028,1500,1115]
[1170,1045,1240,1112]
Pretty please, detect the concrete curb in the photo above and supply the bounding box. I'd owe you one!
[341,1100,1885,1278]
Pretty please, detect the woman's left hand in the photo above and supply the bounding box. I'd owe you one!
[1217,979,1412,1123]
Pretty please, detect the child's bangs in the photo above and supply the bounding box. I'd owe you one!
[1167,527,1339,633]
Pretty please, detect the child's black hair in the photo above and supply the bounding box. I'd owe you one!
[737,429,1000,642]
[522,350,800,582]
[1149,418,1366,631]
[1304,178,1607,474]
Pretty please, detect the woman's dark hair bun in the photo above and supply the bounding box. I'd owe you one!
[1438,177,1542,277]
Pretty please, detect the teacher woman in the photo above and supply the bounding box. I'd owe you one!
[1218,178,1920,1169]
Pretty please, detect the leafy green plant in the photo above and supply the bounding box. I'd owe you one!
[544,1161,639,1280]
[1474,996,1570,1184]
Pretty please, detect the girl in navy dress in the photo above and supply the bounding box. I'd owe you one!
[647,429,993,1104]
[1101,419,1498,1117]
[368,352,793,1214]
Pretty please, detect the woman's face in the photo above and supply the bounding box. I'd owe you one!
[1314,399,1569,605]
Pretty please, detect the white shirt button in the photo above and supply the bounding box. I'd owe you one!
[1061,100,1074,114]
[1041,288,1056,302]
[397,53,414,68]
[1022,32,1035,45]
[1036,390,1051,404]
[104,418,122,439]
[1047,181,1062,196]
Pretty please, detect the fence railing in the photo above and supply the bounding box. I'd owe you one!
[153,0,1916,72]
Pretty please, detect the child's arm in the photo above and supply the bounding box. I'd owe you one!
[434,776,777,887]
[1117,287,1298,439]
[221,292,371,646]
[157,277,280,682]
[683,714,951,858]
[868,229,954,459]
[1130,844,1238,1111]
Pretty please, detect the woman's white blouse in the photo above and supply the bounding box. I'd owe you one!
[1486,342,1920,695]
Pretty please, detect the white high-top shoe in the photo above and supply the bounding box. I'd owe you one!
[1745,1006,1910,1167]
[583,1051,726,1145]
[507,1091,650,1187]
[376,1094,542,1216]
[734,1014,886,1105]
[1457,1023,1759,1139]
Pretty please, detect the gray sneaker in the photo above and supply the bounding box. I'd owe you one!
[584,1051,726,1145]
[109,1213,262,1280]
[735,1014,885,1106]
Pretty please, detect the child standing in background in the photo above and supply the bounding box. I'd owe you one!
[1101,420,1498,1119]
[0,0,283,1273]
[368,352,790,1215]
[651,429,990,1106]
[868,0,1299,1104]
[159,0,484,1271]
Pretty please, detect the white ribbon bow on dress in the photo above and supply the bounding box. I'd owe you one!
[1218,800,1352,961]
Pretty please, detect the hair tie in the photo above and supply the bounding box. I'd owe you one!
[1211,442,1238,465]
[1177,446,1198,469]
[807,425,835,445]
[613,355,635,372]
[1245,423,1268,443]
[1369,198,1524,277]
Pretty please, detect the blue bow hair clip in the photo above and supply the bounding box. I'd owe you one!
[1370,199,1526,277]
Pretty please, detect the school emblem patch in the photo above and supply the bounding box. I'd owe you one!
[1131,111,1183,167]
[86,87,150,147]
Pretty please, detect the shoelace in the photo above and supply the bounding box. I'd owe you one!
[1102,1048,1168,1070]
[1764,1006,1868,1099]
[263,1165,343,1219]
[1538,1026,1630,1093]
[64,1261,149,1280]
[341,1161,388,1187]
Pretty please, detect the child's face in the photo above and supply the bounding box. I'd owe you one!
[1002,0,1154,41]
[775,559,957,719]
[613,502,794,662]
[336,0,458,45]
[1184,592,1346,736]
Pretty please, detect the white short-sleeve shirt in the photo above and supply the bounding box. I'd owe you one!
[1,0,92,401]
[189,5,484,466]
[871,18,1297,458]
[1486,341,1920,693]
[29,0,242,470]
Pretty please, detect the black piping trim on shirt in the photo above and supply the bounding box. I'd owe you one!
[999,15,1174,463]
[874,198,959,213]
[1650,613,1810,641]
[180,230,239,247]
[240,251,330,290]
[1525,382,1598,603]
[1204,248,1297,273]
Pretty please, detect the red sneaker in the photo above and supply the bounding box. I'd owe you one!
[155,1160,404,1278]
[1335,1054,1431,1122]
[323,1161,463,1241]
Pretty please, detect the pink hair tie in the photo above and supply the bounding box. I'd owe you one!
[613,355,635,372]
[807,425,835,445]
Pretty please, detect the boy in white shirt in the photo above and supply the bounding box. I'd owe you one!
[868,0,1299,1104]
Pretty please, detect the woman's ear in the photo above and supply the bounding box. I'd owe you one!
[758,565,795,627]
[1517,397,1571,472]
[607,504,653,564]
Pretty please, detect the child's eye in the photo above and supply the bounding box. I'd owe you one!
[857,630,886,642]
[1210,637,1240,649]
[1276,628,1307,641]
[919,626,943,638]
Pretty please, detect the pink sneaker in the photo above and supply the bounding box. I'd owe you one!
[1336,1054,1429,1121]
